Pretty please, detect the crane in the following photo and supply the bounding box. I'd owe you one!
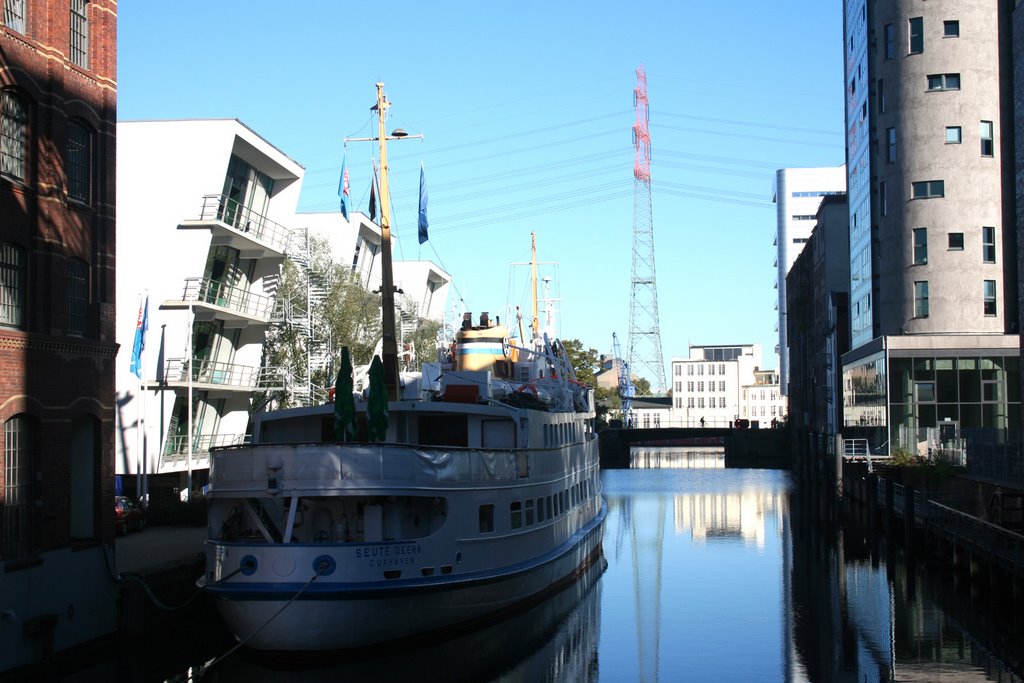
[613,332,635,428]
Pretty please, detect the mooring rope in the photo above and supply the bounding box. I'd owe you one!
[119,566,245,612]
[196,564,327,678]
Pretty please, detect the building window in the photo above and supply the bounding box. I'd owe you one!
[698,381,704,392]
[886,127,896,162]
[4,0,24,33]
[718,364,725,374]
[980,121,993,157]
[879,181,887,217]
[708,364,716,376]
[945,126,961,144]
[719,381,725,391]
[698,398,704,409]
[943,20,959,37]
[1,90,27,180]
[948,232,964,250]
[4,415,33,559]
[719,397,725,408]
[914,281,929,318]
[687,381,694,392]
[70,0,89,69]
[909,17,924,54]
[67,120,91,203]
[911,180,944,199]
[983,280,997,316]
[884,23,894,59]
[688,397,694,408]
[0,242,25,328]
[913,228,928,264]
[927,73,960,91]
[878,79,885,113]
[982,226,995,263]
[67,258,88,336]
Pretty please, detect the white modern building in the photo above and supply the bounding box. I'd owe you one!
[670,344,762,427]
[116,120,451,503]
[741,369,787,428]
[773,166,847,395]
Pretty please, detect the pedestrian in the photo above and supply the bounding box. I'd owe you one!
[699,417,705,428]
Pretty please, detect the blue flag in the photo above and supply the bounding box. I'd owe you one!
[338,154,350,220]
[418,163,429,244]
[129,295,148,378]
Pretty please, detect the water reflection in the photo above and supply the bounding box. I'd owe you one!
[200,551,606,682]
[631,446,724,469]
[133,447,1023,682]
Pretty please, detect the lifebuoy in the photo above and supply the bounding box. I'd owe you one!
[516,383,538,398]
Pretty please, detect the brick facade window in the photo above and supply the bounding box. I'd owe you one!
[70,0,89,69]
[1,90,27,180]
[67,120,91,203]
[67,257,88,335]
[4,0,25,33]
[0,242,25,327]
[3,415,34,559]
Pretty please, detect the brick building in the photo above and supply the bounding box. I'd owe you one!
[0,1,118,671]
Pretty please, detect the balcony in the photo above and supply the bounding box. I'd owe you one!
[161,358,287,397]
[178,194,292,258]
[161,433,248,468]
[162,277,274,326]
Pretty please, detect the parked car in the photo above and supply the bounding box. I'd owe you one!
[115,495,145,535]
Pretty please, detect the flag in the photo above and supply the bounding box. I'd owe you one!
[368,175,378,222]
[129,295,149,378]
[418,162,429,244]
[338,154,350,220]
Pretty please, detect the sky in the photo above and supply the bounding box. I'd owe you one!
[118,1,846,386]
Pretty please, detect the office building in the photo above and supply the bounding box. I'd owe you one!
[773,166,847,395]
[842,0,1019,453]
[670,344,761,427]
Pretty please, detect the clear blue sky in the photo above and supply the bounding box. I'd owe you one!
[118,1,845,383]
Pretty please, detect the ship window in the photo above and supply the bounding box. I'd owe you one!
[547,496,553,519]
[479,504,494,533]
[536,497,544,522]
[418,415,467,447]
[525,499,534,526]
[510,501,522,529]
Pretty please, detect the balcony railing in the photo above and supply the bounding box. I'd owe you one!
[162,433,249,460]
[169,277,274,321]
[162,358,287,392]
[187,194,292,255]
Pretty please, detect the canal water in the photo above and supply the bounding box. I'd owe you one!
[95,447,1024,681]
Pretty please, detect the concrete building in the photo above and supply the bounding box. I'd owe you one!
[786,194,850,443]
[0,1,120,671]
[632,396,671,429]
[740,370,788,429]
[115,120,452,502]
[773,166,847,395]
[670,344,761,427]
[116,119,305,503]
[841,0,1019,454]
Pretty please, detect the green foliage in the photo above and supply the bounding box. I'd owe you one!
[632,376,652,396]
[560,338,601,387]
[889,446,917,466]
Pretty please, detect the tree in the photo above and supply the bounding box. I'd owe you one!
[257,236,386,411]
[560,338,601,386]
[633,376,652,396]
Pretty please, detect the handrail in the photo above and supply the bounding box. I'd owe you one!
[176,277,273,320]
[162,357,287,390]
[193,194,292,255]
[163,433,249,457]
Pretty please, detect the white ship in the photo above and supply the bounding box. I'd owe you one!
[199,83,605,652]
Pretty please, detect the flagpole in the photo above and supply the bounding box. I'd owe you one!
[135,292,143,502]
[140,290,148,508]
[186,301,193,503]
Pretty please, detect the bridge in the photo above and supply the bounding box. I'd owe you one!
[598,427,790,469]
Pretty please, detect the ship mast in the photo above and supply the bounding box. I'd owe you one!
[374,83,400,400]
[345,83,421,399]
[531,232,539,339]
